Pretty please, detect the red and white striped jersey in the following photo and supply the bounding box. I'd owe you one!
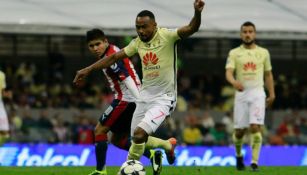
[101,44,141,102]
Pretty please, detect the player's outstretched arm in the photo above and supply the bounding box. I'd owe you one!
[73,50,127,86]
[177,0,205,39]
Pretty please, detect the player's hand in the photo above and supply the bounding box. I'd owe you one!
[194,0,205,12]
[232,81,244,92]
[266,95,275,108]
[73,67,91,87]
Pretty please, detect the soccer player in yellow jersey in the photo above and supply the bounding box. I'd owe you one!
[0,70,10,147]
[74,0,204,174]
[225,21,275,172]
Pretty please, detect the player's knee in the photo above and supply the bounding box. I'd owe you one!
[132,127,148,143]
[250,124,261,133]
[235,130,245,138]
[94,124,109,135]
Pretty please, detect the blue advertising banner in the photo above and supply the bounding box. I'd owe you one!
[0,144,306,166]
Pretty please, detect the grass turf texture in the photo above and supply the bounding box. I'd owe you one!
[1,166,307,175]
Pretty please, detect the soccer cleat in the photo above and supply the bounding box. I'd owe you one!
[166,137,177,165]
[150,150,163,175]
[236,156,245,171]
[250,163,259,172]
[88,170,107,175]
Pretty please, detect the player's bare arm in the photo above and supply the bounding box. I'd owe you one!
[226,68,244,91]
[123,76,140,99]
[177,0,204,39]
[73,50,128,85]
[264,70,275,107]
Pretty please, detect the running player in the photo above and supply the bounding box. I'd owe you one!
[74,1,204,174]
[84,29,163,175]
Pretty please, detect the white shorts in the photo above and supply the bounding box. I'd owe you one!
[131,99,176,136]
[233,88,266,129]
[0,100,9,131]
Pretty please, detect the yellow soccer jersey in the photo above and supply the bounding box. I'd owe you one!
[225,45,272,89]
[124,27,180,100]
[0,71,6,98]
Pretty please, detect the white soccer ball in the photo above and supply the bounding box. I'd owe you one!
[117,159,146,175]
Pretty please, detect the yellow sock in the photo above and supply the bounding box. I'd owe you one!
[250,132,262,164]
[232,133,243,157]
[128,141,145,160]
[146,136,171,151]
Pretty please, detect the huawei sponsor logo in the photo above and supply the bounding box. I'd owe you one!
[143,52,158,66]
[243,62,256,71]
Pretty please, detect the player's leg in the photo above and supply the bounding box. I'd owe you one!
[146,134,177,165]
[142,100,177,164]
[233,128,247,170]
[90,123,109,175]
[110,133,152,159]
[233,98,249,170]
[89,99,129,175]
[127,101,146,160]
[129,126,165,175]
[128,100,176,175]
[249,94,266,171]
[249,124,261,171]
[128,101,171,175]
[128,101,174,160]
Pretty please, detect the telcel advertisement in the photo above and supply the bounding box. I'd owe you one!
[1,144,306,166]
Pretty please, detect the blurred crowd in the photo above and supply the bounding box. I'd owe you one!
[1,62,307,146]
[2,61,307,111]
[7,106,307,146]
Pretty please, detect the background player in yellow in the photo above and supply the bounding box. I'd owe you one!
[225,21,275,171]
[74,0,204,174]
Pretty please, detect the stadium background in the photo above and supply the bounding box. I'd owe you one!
[0,0,307,167]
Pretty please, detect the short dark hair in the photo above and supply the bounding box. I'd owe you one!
[86,28,106,43]
[137,10,155,20]
[241,21,256,31]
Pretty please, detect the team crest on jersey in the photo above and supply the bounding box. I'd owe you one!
[243,62,256,71]
[143,52,159,66]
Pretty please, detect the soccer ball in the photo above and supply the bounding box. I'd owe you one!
[117,159,146,175]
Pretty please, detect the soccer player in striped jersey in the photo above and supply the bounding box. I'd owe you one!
[225,21,275,172]
[74,1,204,174]
[84,29,163,175]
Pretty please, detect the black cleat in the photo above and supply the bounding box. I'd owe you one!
[236,156,245,171]
[250,163,259,172]
[150,150,163,175]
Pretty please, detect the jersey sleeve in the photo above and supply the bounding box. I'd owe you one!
[165,28,181,42]
[124,39,138,57]
[225,50,236,69]
[264,49,272,71]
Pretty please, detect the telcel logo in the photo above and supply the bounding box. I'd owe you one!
[17,148,90,166]
[176,149,239,166]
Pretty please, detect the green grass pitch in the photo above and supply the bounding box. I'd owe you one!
[1,166,307,175]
